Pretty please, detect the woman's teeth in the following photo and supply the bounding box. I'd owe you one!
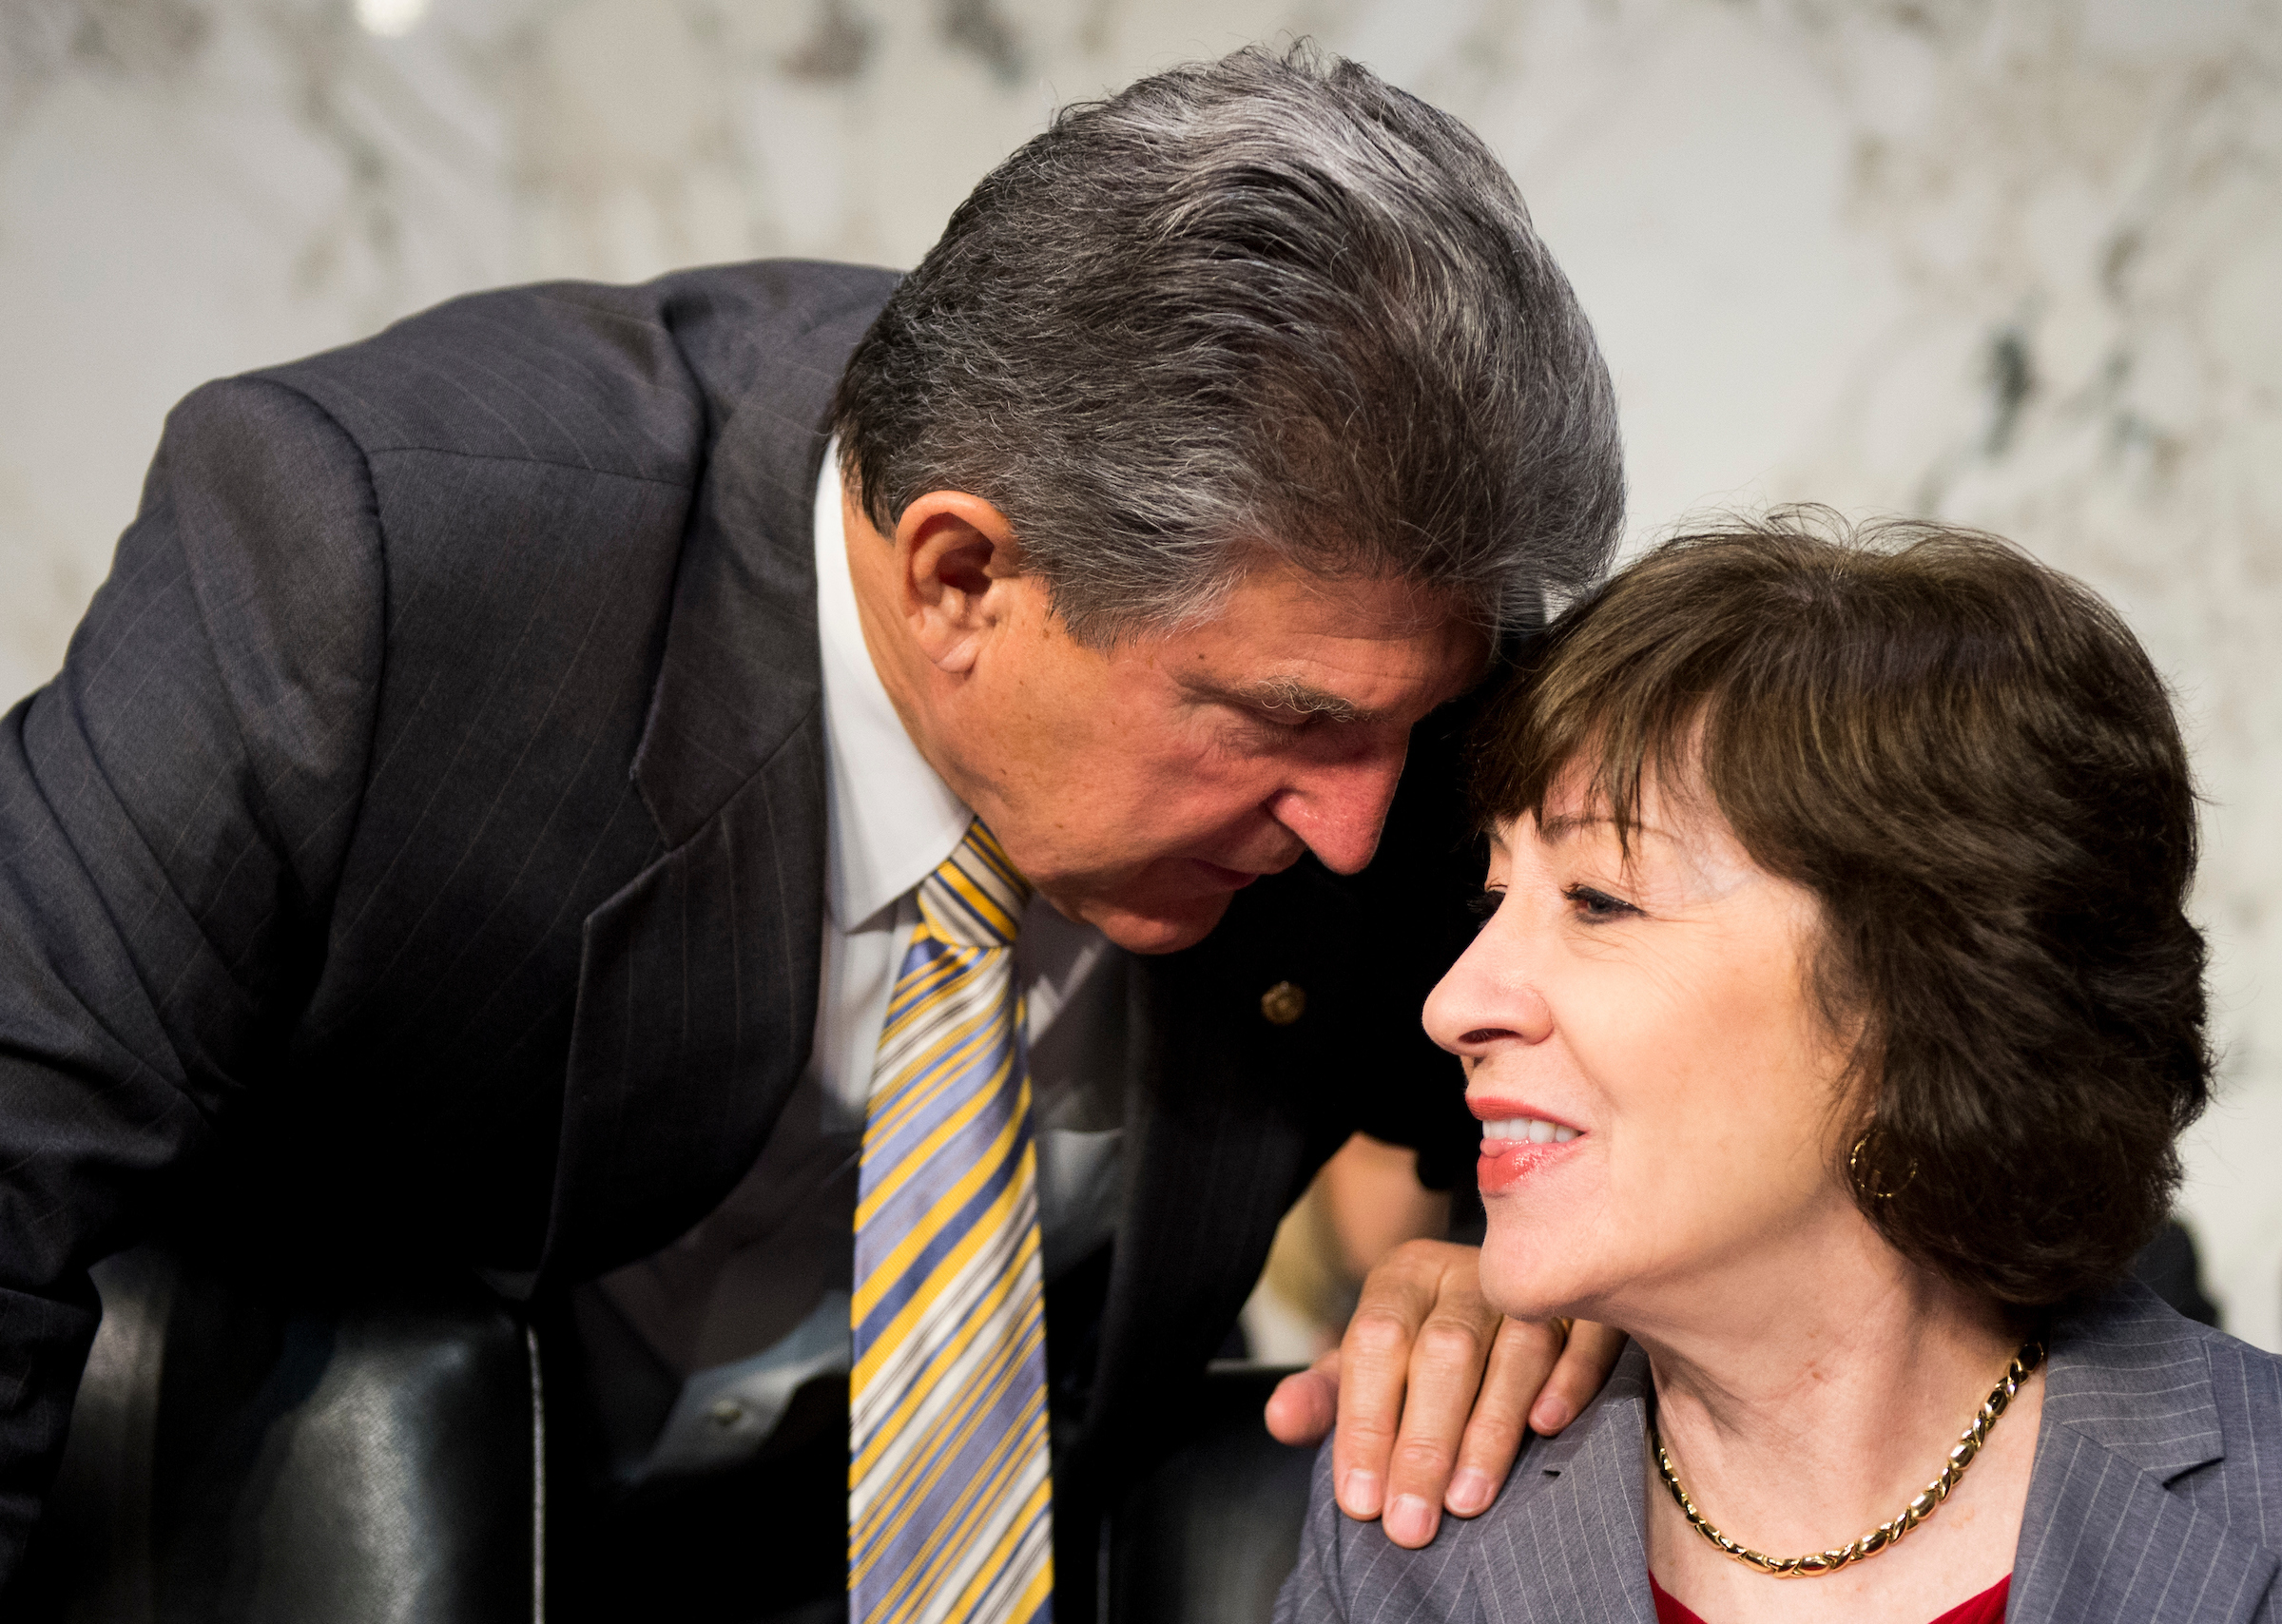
[1482,1117,1578,1145]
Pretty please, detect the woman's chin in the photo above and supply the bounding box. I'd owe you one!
[1477,1242,1595,1326]
[1477,1167,1604,1320]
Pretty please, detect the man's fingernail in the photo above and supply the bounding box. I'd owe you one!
[1447,1469,1496,1516]
[1341,1467,1383,1518]
[1532,1396,1572,1434]
[1386,1493,1438,1547]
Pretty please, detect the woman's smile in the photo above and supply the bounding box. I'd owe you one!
[1470,1099,1584,1192]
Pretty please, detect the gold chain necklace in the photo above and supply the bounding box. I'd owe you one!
[1649,1339,2046,1578]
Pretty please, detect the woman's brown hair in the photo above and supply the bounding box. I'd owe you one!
[1474,510,2210,1306]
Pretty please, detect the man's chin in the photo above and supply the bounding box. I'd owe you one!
[1073,891,1238,956]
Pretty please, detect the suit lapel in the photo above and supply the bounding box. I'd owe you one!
[1046,872,1345,1624]
[1071,841,1471,1482]
[2010,1285,2277,1623]
[1474,1347,1660,1624]
[1076,938,1318,1460]
[537,341,843,1286]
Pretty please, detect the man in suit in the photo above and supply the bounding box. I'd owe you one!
[0,47,1622,1623]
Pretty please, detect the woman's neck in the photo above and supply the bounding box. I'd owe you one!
[1627,1225,2042,1623]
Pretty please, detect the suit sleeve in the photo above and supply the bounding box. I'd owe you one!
[0,377,383,1579]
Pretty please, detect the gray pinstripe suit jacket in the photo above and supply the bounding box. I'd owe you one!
[1279,1282,2282,1623]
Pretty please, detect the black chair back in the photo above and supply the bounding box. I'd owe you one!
[15,1261,1325,1623]
[10,1247,540,1624]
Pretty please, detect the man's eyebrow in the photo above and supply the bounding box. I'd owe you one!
[1197,676,1383,725]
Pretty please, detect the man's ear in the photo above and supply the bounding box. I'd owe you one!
[894,490,1026,676]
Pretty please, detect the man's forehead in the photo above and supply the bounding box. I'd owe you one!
[1169,589,1486,694]
[1191,555,1479,639]
[1176,644,1481,722]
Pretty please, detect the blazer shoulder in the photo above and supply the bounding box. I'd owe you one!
[1277,1435,1488,1624]
[2047,1280,2282,1469]
[2201,1322,2282,1437]
[245,259,897,489]
[1278,1350,1659,1624]
[2176,1311,2282,1547]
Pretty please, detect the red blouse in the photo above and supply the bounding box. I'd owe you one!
[1650,1573,2010,1624]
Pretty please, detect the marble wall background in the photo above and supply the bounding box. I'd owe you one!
[4,0,2279,1344]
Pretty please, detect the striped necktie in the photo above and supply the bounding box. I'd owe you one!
[850,819,1054,1624]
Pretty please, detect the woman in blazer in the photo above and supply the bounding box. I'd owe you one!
[1281,514,2282,1624]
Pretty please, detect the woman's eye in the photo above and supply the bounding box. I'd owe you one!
[1466,887,1506,927]
[1563,884,1637,921]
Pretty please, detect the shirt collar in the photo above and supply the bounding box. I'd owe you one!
[815,438,974,932]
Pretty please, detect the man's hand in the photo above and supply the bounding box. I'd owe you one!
[1262,1239,1624,1548]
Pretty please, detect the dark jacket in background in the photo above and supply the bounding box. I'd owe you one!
[0,260,1482,1607]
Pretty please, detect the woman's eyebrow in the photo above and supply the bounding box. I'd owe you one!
[1537,812,1609,841]
[1538,811,1677,845]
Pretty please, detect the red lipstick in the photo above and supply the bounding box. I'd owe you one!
[1469,1098,1584,1195]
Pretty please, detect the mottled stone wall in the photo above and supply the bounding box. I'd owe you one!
[4,0,2278,1344]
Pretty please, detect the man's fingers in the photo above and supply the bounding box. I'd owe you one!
[1526,1319,1625,1436]
[1375,1299,1497,1547]
[1443,1317,1555,1517]
[1264,1349,1341,1445]
[1329,1239,1463,1524]
[1328,1305,1417,1520]
[1304,1230,1624,1545]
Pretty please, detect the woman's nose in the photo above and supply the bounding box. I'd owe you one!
[1422,918,1554,1055]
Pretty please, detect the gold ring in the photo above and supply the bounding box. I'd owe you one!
[1548,1316,1574,1349]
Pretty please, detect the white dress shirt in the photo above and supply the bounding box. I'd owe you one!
[809,443,1128,1282]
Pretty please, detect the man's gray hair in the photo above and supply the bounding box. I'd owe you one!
[831,43,1624,645]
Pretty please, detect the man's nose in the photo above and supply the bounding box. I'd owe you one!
[1266,744,1408,875]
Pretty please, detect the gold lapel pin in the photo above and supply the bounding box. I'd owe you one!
[1260,980,1306,1026]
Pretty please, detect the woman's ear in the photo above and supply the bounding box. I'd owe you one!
[893,491,1025,675]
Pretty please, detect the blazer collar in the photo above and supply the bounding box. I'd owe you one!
[2010,1281,2276,1624]
[2040,1280,2228,1480]
[1473,1343,1661,1624]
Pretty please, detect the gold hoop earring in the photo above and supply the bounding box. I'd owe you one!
[1848,1129,1918,1201]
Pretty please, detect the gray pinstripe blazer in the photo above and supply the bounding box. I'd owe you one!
[1278,1282,2282,1622]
